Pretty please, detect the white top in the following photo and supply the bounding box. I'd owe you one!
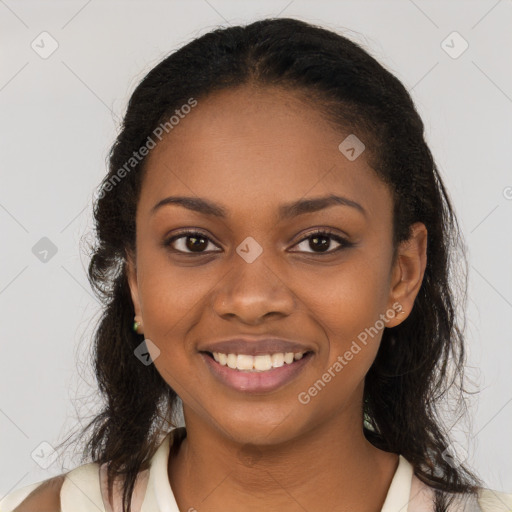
[1,427,511,511]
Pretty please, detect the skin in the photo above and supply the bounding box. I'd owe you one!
[126,84,427,512]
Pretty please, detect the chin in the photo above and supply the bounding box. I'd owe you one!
[212,409,308,447]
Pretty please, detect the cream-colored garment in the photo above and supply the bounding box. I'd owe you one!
[1,427,511,511]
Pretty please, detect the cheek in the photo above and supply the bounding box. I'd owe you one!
[134,251,220,389]
[137,249,217,334]
[304,259,388,335]
[300,257,389,377]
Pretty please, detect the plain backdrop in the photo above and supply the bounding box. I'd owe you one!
[1,0,511,499]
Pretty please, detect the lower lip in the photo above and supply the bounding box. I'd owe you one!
[200,352,313,394]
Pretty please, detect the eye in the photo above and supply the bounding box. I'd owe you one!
[165,230,221,254]
[292,229,352,255]
[164,228,352,256]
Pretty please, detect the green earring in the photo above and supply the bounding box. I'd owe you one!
[133,320,141,332]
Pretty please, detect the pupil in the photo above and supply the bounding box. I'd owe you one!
[311,235,329,252]
[187,235,207,252]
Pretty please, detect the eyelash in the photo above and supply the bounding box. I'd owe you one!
[164,228,352,256]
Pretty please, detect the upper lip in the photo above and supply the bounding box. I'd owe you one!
[199,337,313,356]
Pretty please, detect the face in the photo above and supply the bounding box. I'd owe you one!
[126,85,427,446]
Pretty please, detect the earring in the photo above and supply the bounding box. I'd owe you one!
[133,317,142,333]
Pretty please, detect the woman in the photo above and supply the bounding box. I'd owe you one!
[2,17,510,512]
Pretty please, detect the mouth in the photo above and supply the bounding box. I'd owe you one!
[202,350,311,371]
[199,350,314,393]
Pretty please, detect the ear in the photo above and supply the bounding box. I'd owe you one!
[385,222,428,327]
[125,248,144,333]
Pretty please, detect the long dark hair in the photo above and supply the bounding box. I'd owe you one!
[60,17,483,512]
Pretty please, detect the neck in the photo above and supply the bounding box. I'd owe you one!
[168,407,399,512]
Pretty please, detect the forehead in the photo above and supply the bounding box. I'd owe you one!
[138,85,391,223]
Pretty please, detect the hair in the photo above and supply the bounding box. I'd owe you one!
[62,17,483,512]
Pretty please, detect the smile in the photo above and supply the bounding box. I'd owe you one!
[211,351,307,372]
[200,351,314,393]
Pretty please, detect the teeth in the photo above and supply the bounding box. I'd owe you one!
[254,355,272,371]
[271,353,284,368]
[227,353,237,369]
[237,354,254,370]
[211,351,307,371]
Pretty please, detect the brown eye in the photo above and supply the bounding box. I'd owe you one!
[308,234,332,252]
[166,231,220,254]
[292,229,351,255]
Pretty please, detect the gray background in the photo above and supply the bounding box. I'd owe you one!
[1,0,511,498]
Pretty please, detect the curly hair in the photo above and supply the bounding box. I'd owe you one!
[60,17,483,512]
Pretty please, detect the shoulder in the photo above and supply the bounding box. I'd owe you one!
[5,474,66,512]
[477,487,512,512]
[447,487,512,512]
[409,470,512,512]
[1,462,103,512]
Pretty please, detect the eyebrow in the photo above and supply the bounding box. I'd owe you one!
[150,194,366,219]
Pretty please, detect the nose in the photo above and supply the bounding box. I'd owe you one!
[212,254,295,325]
